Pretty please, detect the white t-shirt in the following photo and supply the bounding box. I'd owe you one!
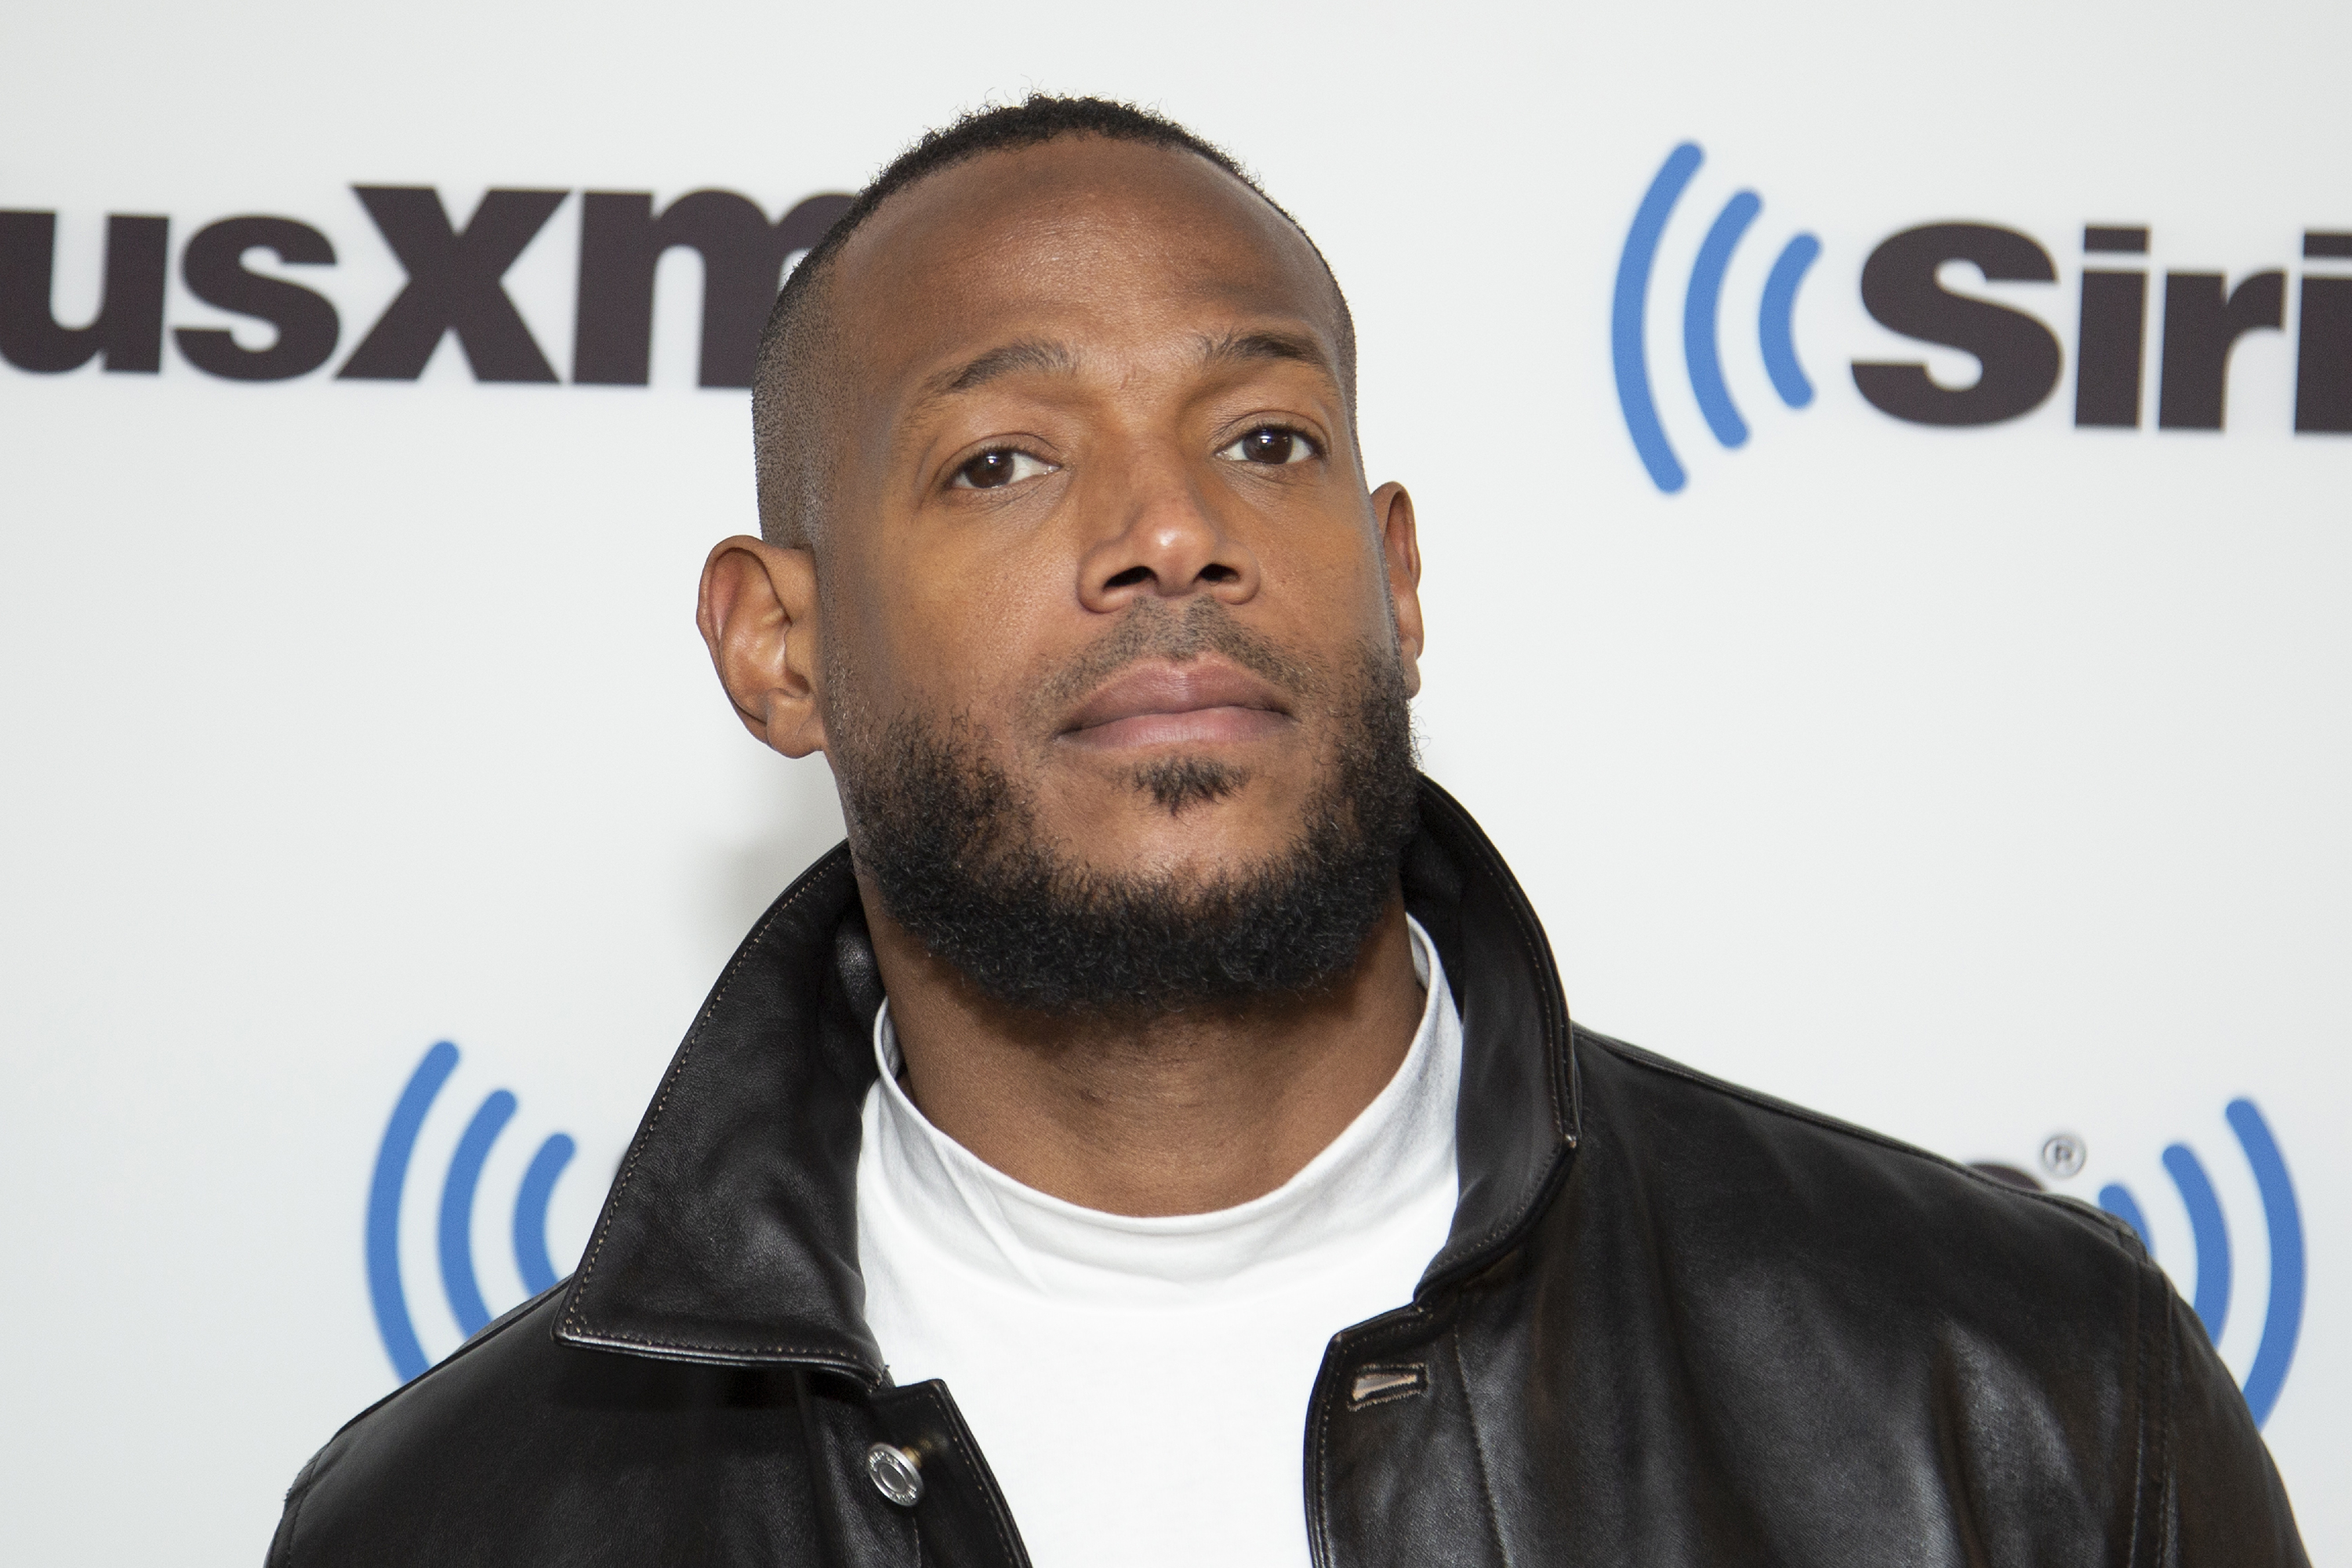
[855,919,1461,1568]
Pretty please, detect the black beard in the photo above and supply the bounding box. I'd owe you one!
[829,637,1421,1017]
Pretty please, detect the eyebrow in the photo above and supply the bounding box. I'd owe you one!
[913,325,1335,413]
[923,339,1080,403]
[1196,328,1333,379]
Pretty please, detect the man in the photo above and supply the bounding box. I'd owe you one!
[270,96,2305,1567]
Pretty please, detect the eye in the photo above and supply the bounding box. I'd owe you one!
[951,448,1058,490]
[1216,426,1320,466]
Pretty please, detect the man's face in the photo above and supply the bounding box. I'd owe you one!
[810,136,1423,900]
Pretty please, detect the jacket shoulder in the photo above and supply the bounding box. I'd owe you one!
[270,1287,565,1566]
[1574,1023,2144,1276]
[1551,1027,2304,1565]
[1563,1024,2162,1420]
[269,1286,825,1566]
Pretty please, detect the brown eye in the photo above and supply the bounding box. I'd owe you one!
[951,449,1055,490]
[1216,426,1319,465]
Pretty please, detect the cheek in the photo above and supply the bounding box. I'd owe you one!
[854,534,1076,720]
[1258,521,1396,650]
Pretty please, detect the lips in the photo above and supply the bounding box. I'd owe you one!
[1058,659,1292,750]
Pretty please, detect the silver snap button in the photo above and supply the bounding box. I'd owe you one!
[866,1442,923,1507]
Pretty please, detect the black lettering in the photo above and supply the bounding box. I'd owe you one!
[572,191,852,387]
[2074,225,2147,428]
[2084,226,2149,255]
[2157,270,2285,430]
[2075,274,2147,428]
[1851,223,2061,426]
[0,211,168,374]
[2293,271,2352,434]
[174,216,339,381]
[337,187,566,382]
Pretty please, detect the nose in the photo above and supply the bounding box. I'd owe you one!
[1076,447,1261,613]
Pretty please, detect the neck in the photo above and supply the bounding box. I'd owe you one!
[856,884,1425,1217]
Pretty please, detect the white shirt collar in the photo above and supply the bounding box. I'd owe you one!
[862,917,1461,1306]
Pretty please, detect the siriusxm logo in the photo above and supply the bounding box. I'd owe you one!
[366,1040,580,1382]
[1615,141,2352,492]
[1976,1098,2304,1428]
[1611,142,1823,493]
[0,187,848,388]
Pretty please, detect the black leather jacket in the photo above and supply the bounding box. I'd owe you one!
[270,781,2306,1566]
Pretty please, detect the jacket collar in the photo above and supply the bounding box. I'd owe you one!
[555,776,1578,1383]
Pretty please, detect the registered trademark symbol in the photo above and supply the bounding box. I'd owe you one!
[2040,1132,2087,1179]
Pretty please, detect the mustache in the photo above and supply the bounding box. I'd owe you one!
[1036,597,1319,714]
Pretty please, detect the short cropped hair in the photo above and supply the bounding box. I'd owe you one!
[750,93,1358,550]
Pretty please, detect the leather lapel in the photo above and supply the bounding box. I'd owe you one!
[554,778,1577,1371]
[557,846,889,1383]
[1404,779,1581,1293]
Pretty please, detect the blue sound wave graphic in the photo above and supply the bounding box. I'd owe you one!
[1612,142,1821,493]
[366,1041,579,1382]
[2096,1098,2304,1427]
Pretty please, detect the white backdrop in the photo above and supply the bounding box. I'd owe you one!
[2,2,2343,1560]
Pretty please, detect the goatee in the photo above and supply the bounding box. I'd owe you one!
[829,622,1421,1017]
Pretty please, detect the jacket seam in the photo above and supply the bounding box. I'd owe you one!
[268,1454,319,1568]
[314,1283,565,1446]
[562,852,846,1334]
[1450,1329,1515,1568]
[557,1325,877,1368]
[1307,1359,1337,1568]
[271,1486,307,1568]
[929,1394,1029,1568]
[2122,1261,2152,1568]
[792,1372,848,1568]
[2151,1276,2180,1568]
[1586,1033,2141,1254]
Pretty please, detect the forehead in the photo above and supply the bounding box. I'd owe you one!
[825,137,1344,388]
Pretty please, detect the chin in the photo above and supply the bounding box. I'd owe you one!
[1104,794,1312,880]
[1127,753,1250,816]
[1040,747,1317,847]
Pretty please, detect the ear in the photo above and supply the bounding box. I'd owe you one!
[696,535,827,758]
[1370,482,1425,698]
